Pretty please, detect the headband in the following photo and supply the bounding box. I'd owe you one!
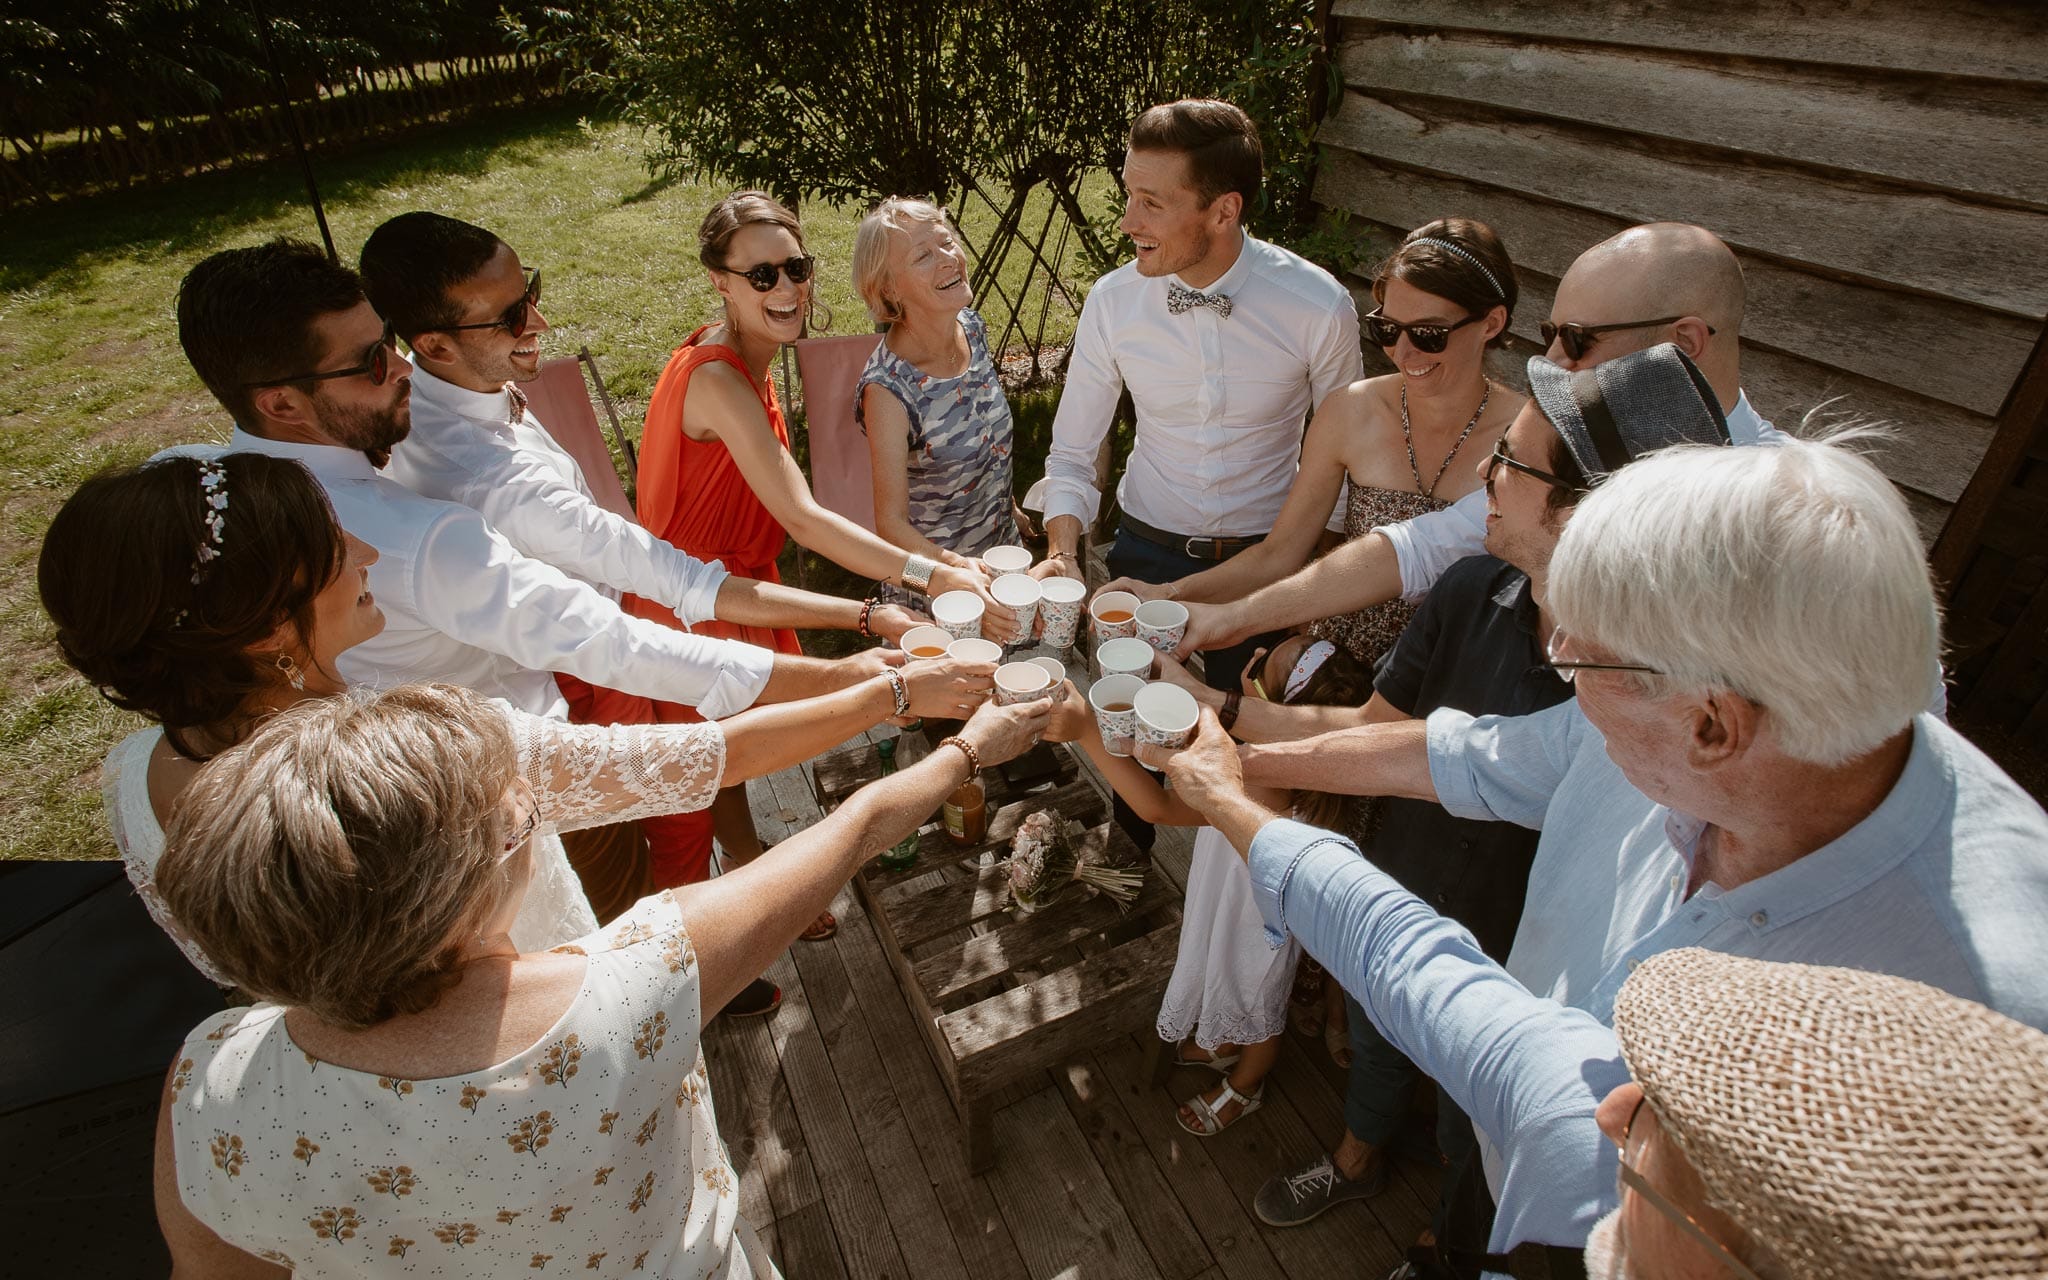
[172,459,229,627]
[1283,640,1337,702]
[1407,237,1507,301]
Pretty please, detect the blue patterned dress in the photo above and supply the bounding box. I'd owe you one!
[856,308,1018,568]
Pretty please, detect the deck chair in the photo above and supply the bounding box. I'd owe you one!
[521,347,637,520]
[792,333,884,532]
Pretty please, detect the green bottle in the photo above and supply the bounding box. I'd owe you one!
[875,738,922,871]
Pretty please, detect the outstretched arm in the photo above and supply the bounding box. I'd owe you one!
[1174,530,1406,658]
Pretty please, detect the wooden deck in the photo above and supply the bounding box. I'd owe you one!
[703,732,1443,1280]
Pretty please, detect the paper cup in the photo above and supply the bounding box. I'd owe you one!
[1135,598,1189,654]
[946,637,1003,665]
[931,590,985,640]
[1095,635,1157,681]
[1089,590,1141,642]
[1088,674,1146,757]
[1028,656,1068,701]
[990,574,1042,643]
[994,661,1054,705]
[981,544,1034,575]
[1134,682,1200,750]
[899,625,954,660]
[1038,576,1087,650]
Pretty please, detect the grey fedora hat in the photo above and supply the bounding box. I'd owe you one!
[1526,343,1730,485]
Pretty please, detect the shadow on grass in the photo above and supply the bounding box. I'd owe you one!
[0,102,599,294]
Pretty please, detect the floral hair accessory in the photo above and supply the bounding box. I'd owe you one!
[1283,639,1337,703]
[172,459,230,627]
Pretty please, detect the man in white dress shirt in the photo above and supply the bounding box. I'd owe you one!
[1035,98,1362,692]
[1174,222,1780,660]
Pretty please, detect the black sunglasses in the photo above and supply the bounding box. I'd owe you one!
[1483,438,1581,492]
[722,255,815,293]
[439,267,543,339]
[1363,308,1482,354]
[242,322,398,389]
[1540,315,1714,362]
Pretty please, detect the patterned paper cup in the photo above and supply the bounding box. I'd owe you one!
[1028,656,1069,701]
[946,637,1003,666]
[1038,576,1087,650]
[994,661,1055,706]
[931,590,985,640]
[1089,590,1141,643]
[990,574,1043,643]
[1088,674,1147,758]
[1134,682,1200,751]
[898,625,954,660]
[1135,598,1189,654]
[981,544,1034,575]
[1095,636,1157,682]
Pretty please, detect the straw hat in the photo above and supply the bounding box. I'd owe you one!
[1526,343,1729,485]
[1614,948,2048,1279]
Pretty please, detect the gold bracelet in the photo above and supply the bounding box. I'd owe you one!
[939,735,980,776]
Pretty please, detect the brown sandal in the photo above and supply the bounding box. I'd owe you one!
[799,910,838,941]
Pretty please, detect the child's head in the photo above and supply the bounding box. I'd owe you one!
[1244,634,1371,709]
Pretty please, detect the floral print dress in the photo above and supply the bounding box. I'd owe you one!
[168,892,774,1278]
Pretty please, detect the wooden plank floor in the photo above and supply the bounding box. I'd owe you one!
[704,736,1442,1279]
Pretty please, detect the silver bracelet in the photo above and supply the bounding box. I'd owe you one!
[882,666,911,718]
[900,553,938,595]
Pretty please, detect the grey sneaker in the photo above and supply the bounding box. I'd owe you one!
[1252,1154,1387,1227]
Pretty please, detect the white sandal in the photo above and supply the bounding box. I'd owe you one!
[1172,1043,1242,1075]
[1177,1079,1264,1136]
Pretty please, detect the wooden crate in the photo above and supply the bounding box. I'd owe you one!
[809,733,1182,1171]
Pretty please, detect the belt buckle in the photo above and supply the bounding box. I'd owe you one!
[1184,535,1209,560]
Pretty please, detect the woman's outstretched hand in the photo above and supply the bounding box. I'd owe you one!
[956,696,1054,768]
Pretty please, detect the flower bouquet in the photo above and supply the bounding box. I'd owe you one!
[1004,810,1145,914]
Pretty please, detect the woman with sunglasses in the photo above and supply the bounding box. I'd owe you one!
[39,454,996,989]
[1101,218,1524,670]
[628,191,1009,911]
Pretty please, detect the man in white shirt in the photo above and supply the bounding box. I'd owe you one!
[1035,98,1362,692]
[1174,222,1779,660]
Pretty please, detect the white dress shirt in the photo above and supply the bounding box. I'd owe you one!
[167,430,774,719]
[1038,233,1362,538]
[1380,390,1784,599]
[389,365,727,621]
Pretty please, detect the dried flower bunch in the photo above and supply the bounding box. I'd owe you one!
[1004,810,1143,913]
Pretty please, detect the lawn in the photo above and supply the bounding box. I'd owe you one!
[0,102,1114,861]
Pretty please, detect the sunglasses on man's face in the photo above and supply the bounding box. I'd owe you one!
[1364,308,1481,354]
[1483,438,1581,493]
[440,267,543,339]
[723,255,816,293]
[1539,315,1714,362]
[242,322,398,389]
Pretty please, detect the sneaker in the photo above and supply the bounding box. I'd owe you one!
[1252,1154,1387,1227]
[717,977,782,1020]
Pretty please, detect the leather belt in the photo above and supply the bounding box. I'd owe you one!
[1120,513,1266,562]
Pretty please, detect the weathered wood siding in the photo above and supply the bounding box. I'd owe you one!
[1311,0,2048,544]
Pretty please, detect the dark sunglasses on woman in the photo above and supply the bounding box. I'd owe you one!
[438,267,543,339]
[1363,308,1482,354]
[242,322,398,388]
[723,255,815,293]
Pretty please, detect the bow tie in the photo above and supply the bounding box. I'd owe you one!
[1167,279,1233,319]
[505,381,529,427]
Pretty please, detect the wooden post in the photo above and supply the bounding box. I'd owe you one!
[1930,322,2048,593]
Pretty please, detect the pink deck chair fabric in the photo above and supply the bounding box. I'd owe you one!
[523,355,636,520]
[794,334,885,533]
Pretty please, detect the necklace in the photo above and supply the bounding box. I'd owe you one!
[1401,378,1491,500]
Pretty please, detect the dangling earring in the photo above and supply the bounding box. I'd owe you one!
[275,653,306,692]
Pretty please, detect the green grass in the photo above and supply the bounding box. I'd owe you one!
[0,103,1108,860]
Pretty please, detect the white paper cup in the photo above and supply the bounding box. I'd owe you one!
[994,661,1054,705]
[1038,576,1087,649]
[1095,635,1157,681]
[990,574,1042,642]
[1135,598,1189,654]
[1028,656,1068,701]
[981,544,1034,575]
[899,625,954,660]
[1088,674,1146,758]
[946,637,1003,665]
[1134,682,1200,750]
[1089,590,1141,642]
[931,589,985,640]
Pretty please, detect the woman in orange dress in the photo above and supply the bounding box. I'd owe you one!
[629,192,1008,930]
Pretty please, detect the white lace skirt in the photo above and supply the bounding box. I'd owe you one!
[1156,826,1300,1050]
[508,829,600,952]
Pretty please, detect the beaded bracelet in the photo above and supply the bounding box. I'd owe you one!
[858,592,881,638]
[881,666,911,718]
[939,735,981,776]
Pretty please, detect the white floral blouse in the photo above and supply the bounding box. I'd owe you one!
[169,892,775,1277]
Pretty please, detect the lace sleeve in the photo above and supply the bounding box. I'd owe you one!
[508,709,727,834]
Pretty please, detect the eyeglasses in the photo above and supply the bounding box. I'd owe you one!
[439,267,543,338]
[1616,1096,1765,1279]
[1364,308,1481,354]
[1483,438,1581,492]
[1546,631,1662,683]
[722,255,816,293]
[1540,316,1715,362]
[242,322,398,389]
[502,801,540,856]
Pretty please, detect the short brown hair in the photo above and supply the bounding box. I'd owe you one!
[1128,99,1263,216]
[177,238,367,429]
[1372,218,1518,348]
[158,684,521,1030]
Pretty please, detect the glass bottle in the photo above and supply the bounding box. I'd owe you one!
[942,769,987,847]
[875,738,922,871]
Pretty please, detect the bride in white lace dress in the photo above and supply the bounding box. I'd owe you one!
[43,454,999,985]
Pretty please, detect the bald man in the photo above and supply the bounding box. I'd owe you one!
[1174,222,1784,659]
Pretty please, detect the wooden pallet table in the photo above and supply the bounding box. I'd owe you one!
[809,731,1182,1171]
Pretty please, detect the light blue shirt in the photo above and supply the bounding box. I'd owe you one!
[1249,818,1625,1263]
